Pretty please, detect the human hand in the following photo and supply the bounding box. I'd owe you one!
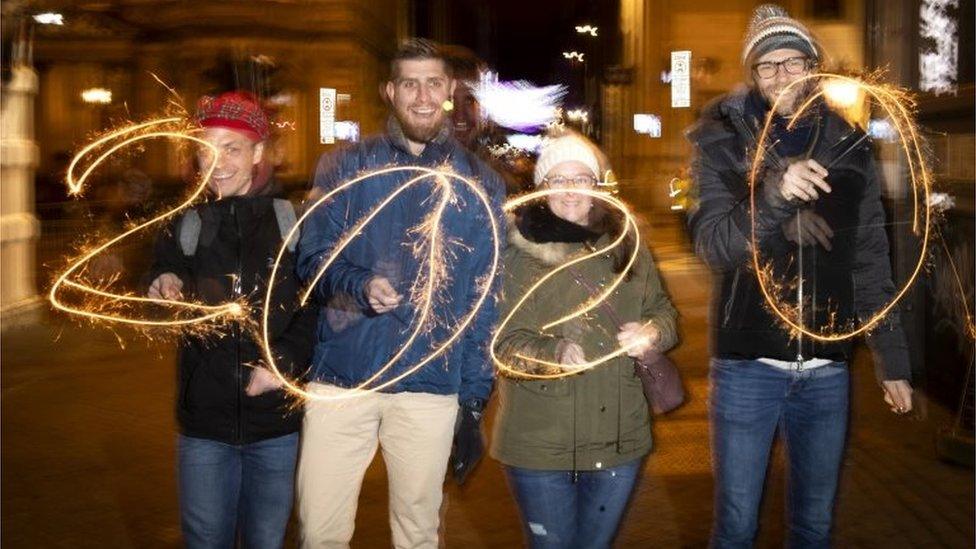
[148,272,184,300]
[556,340,586,367]
[882,380,913,414]
[617,321,660,358]
[779,159,831,202]
[245,366,284,396]
[783,210,834,251]
[365,276,402,314]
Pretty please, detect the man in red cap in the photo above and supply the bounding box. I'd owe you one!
[147,91,317,549]
[192,91,272,197]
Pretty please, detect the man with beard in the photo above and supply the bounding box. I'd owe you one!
[295,38,505,548]
[686,5,913,547]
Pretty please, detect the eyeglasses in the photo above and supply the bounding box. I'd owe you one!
[752,56,810,80]
[542,174,598,189]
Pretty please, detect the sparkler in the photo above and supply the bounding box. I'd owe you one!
[51,117,502,401]
[749,73,932,342]
[49,116,249,328]
[260,167,501,402]
[490,189,656,380]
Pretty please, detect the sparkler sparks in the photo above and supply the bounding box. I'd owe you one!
[260,167,501,402]
[490,189,656,380]
[749,73,933,342]
[50,116,249,328]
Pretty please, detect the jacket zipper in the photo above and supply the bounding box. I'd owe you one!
[232,202,244,445]
[730,110,786,171]
[572,380,579,483]
[795,213,805,368]
[722,268,741,327]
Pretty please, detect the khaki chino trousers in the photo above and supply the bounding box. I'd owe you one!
[296,382,459,549]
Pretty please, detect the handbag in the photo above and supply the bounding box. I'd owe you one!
[567,268,685,414]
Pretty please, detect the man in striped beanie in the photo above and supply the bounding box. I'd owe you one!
[742,3,822,117]
[686,4,914,548]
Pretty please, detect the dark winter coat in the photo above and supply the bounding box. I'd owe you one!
[150,193,318,445]
[685,88,910,380]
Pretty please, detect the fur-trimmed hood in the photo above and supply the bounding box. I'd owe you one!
[506,213,590,266]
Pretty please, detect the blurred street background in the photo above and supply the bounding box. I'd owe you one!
[2,0,974,547]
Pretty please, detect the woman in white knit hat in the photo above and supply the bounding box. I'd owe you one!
[490,130,679,548]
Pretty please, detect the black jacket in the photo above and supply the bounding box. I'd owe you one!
[150,192,318,444]
[686,88,910,381]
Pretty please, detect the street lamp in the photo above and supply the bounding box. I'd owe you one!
[81,88,112,104]
[33,12,64,25]
[566,109,589,123]
[562,51,585,62]
[575,25,598,37]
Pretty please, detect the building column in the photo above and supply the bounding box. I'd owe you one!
[1,63,42,326]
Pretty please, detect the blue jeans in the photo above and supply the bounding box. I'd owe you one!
[178,433,299,549]
[504,459,642,549]
[709,358,849,549]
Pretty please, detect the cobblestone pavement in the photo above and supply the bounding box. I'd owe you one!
[2,217,972,548]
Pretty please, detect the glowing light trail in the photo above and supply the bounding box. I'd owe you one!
[491,189,654,380]
[749,73,932,342]
[260,167,501,401]
[50,117,248,327]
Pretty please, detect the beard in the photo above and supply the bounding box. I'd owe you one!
[395,108,447,144]
[764,79,817,117]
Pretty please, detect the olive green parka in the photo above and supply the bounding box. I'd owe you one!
[490,221,678,471]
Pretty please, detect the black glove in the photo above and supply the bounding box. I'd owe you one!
[450,398,486,485]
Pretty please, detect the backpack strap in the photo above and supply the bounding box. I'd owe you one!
[178,200,297,256]
[272,198,299,253]
[178,209,202,256]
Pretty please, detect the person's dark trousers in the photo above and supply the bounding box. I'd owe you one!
[504,458,642,549]
[178,432,299,549]
[709,358,850,549]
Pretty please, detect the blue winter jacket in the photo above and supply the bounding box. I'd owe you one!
[297,118,506,403]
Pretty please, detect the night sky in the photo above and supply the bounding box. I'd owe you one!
[414,0,616,86]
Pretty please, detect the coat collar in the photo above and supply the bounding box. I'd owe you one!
[507,213,610,267]
[385,115,453,158]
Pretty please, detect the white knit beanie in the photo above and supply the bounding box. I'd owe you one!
[533,134,602,186]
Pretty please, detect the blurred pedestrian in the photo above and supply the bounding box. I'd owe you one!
[444,43,531,194]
